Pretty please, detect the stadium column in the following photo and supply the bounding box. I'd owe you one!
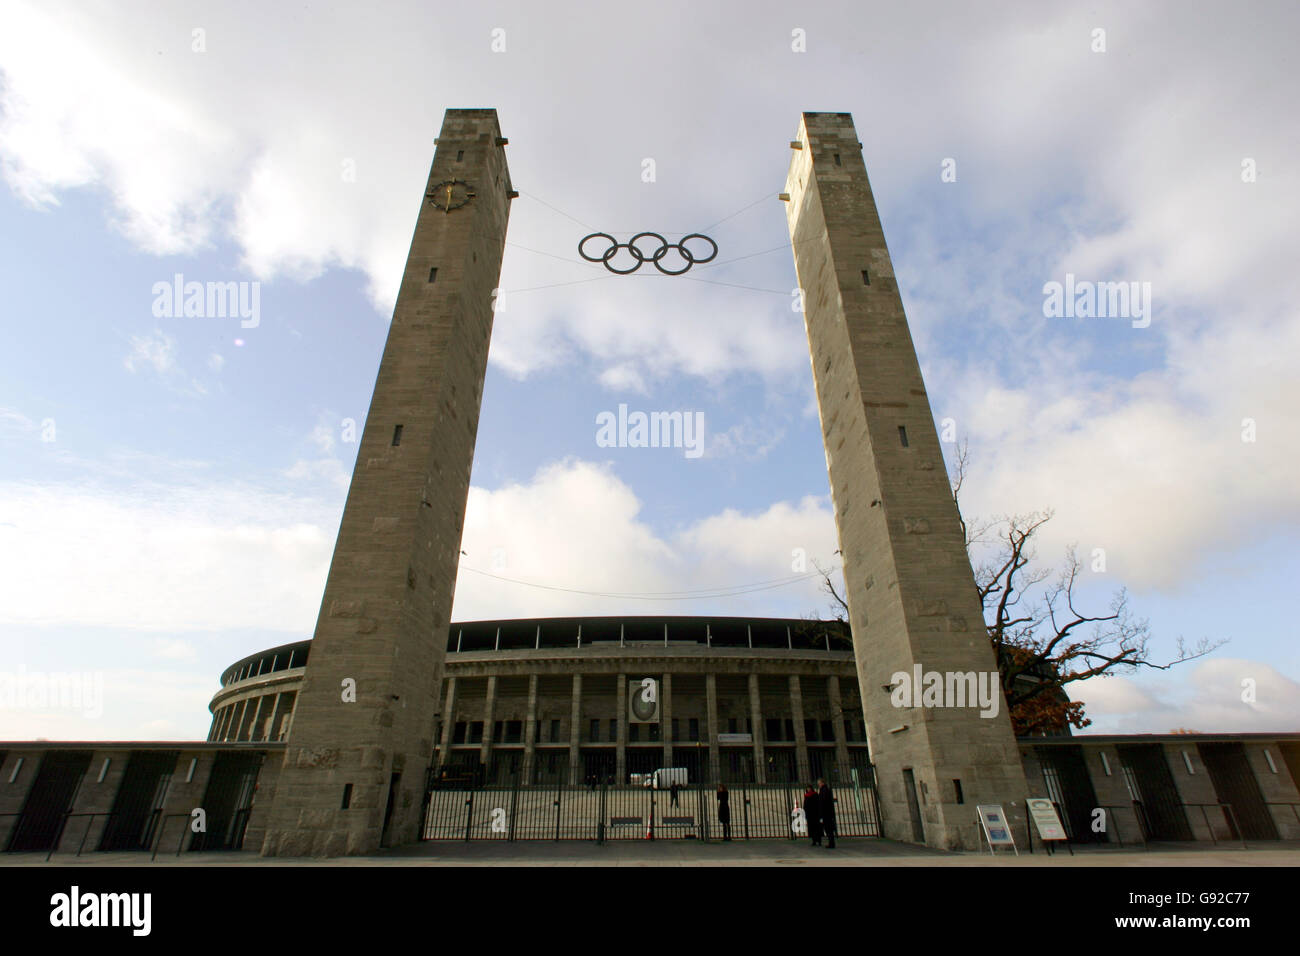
[661,672,673,770]
[260,109,512,856]
[705,673,721,783]
[790,675,811,783]
[568,674,582,785]
[827,675,851,782]
[748,674,765,783]
[480,676,497,777]
[522,675,539,785]
[616,673,627,783]
[783,111,1029,849]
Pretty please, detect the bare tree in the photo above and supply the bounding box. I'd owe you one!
[809,440,1226,735]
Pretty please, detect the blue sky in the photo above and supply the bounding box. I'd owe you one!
[1,0,1297,740]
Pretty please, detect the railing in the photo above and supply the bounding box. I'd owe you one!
[1094,803,1146,850]
[422,781,879,843]
[149,812,197,860]
[1180,802,1246,848]
[49,811,122,860]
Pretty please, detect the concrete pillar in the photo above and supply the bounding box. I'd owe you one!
[828,675,851,782]
[790,674,810,784]
[261,109,514,856]
[568,674,582,785]
[436,676,458,768]
[616,672,627,783]
[522,674,539,785]
[706,673,721,784]
[784,111,1029,848]
[661,672,673,769]
[480,675,497,773]
[748,673,766,783]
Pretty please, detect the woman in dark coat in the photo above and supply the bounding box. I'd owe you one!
[716,783,731,841]
[803,785,823,846]
[817,778,837,849]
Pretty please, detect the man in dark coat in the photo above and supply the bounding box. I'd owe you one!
[803,785,823,846]
[716,783,731,841]
[817,778,837,848]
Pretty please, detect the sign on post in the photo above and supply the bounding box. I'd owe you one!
[1027,798,1070,853]
[976,804,1018,856]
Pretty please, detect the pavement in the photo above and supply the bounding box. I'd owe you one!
[6,839,1300,866]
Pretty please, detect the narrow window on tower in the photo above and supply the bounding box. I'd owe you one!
[392,424,403,446]
[898,426,909,447]
[834,153,842,166]
[862,269,870,285]
[953,779,964,804]
[341,783,353,809]
[428,267,438,283]
[456,150,464,161]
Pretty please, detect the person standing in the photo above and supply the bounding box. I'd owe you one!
[670,780,680,808]
[716,783,731,841]
[817,777,837,849]
[803,784,823,847]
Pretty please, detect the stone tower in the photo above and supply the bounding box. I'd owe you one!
[783,112,1028,850]
[261,109,512,856]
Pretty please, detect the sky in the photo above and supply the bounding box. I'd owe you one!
[0,0,1297,741]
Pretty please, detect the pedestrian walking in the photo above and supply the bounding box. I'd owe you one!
[803,784,823,846]
[817,777,837,849]
[716,783,732,841]
[670,780,680,807]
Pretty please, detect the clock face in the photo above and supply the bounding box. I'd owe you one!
[426,179,476,211]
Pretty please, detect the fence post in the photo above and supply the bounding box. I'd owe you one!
[508,775,520,843]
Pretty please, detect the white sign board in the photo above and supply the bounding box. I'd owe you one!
[717,733,753,744]
[1027,798,1068,841]
[976,804,1016,850]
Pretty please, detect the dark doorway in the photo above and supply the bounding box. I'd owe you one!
[671,747,705,784]
[626,749,658,780]
[720,749,754,783]
[191,751,263,851]
[581,749,615,785]
[1037,745,1104,843]
[902,768,925,843]
[765,748,796,783]
[1117,744,1192,841]
[1198,743,1278,840]
[100,750,178,851]
[7,751,92,852]
[808,747,836,783]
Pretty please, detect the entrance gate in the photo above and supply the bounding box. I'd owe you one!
[422,777,880,842]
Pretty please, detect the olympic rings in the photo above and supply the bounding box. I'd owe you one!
[578,232,718,275]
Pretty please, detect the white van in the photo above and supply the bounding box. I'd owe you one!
[648,767,689,789]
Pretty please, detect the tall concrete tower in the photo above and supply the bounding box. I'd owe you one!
[261,109,513,856]
[783,112,1027,850]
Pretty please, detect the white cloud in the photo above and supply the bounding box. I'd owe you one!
[0,480,337,633]
[122,331,178,376]
[453,462,840,620]
[1078,659,1300,734]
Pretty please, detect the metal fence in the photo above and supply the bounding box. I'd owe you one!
[422,780,880,842]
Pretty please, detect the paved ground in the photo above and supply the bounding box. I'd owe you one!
[6,839,1300,866]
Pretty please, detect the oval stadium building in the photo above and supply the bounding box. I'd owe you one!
[208,615,872,787]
